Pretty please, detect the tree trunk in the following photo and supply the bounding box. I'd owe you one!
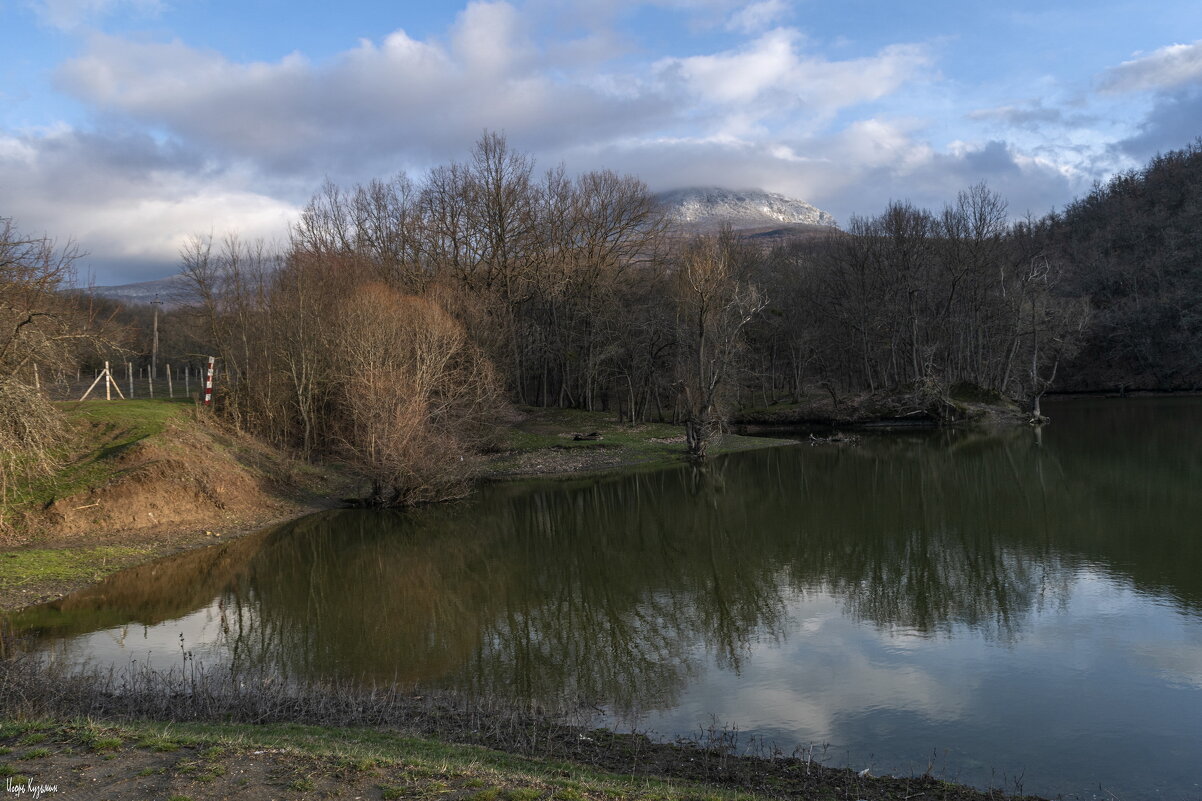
[685,418,707,458]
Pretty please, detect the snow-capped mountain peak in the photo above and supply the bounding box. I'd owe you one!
[656,187,836,229]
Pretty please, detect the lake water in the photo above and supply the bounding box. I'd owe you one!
[10,398,1202,799]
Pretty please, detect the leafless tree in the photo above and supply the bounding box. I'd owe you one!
[674,231,766,457]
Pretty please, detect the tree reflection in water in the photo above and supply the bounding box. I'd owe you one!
[12,398,1202,717]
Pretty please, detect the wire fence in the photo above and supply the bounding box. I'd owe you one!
[37,363,216,402]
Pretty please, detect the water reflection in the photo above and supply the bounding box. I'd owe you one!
[9,398,1202,798]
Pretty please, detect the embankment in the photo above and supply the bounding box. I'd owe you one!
[0,398,356,608]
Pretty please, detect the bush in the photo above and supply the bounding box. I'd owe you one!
[0,379,67,516]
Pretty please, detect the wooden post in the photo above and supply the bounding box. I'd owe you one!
[185,365,190,396]
[107,364,125,399]
[151,298,161,380]
[128,362,134,399]
[148,369,154,398]
[105,361,111,401]
[79,371,106,401]
[167,363,173,398]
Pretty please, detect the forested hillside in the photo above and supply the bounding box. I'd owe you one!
[1052,140,1202,391]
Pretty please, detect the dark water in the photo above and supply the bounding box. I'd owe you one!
[10,398,1202,799]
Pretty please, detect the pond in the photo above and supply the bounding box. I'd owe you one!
[9,398,1202,800]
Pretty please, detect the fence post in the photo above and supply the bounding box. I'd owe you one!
[105,361,111,401]
[167,364,174,398]
[128,362,134,399]
[203,356,215,404]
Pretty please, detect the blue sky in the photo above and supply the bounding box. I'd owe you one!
[2,0,1201,284]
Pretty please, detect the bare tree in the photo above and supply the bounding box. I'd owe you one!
[674,231,766,457]
[331,284,500,505]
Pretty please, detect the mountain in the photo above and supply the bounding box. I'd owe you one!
[86,274,193,307]
[656,187,837,231]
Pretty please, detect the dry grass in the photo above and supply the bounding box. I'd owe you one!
[0,380,68,529]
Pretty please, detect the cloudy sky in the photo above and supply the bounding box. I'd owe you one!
[3,0,1201,284]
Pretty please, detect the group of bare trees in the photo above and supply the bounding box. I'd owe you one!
[18,133,1186,508]
[743,186,1089,417]
[181,133,729,502]
[176,135,1114,501]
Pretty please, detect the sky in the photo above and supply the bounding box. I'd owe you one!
[2,0,1202,285]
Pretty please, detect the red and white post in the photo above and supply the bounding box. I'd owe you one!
[203,356,216,405]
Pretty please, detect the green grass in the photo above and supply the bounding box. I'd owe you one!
[488,407,791,477]
[3,397,190,513]
[0,546,155,591]
[89,736,123,752]
[136,734,181,752]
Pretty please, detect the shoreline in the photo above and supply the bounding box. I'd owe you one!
[0,404,796,612]
[0,715,1048,801]
[0,649,1049,801]
[0,402,1073,801]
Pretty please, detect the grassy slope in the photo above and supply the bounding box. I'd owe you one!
[0,397,352,607]
[1,400,193,601]
[4,398,189,512]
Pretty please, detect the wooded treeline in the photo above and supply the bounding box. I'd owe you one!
[1051,141,1202,391]
[6,135,1201,505]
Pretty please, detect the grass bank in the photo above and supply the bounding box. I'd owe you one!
[0,654,1043,801]
[0,717,772,801]
[0,397,357,608]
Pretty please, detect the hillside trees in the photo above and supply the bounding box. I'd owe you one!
[792,186,1087,413]
[1052,140,1202,390]
[183,133,1202,497]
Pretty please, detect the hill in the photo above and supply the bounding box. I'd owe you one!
[1053,140,1202,391]
[655,187,837,231]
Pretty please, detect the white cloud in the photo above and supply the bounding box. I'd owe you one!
[1099,40,1202,93]
[0,126,296,283]
[726,0,789,34]
[4,0,1109,282]
[54,3,678,174]
[657,29,931,121]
